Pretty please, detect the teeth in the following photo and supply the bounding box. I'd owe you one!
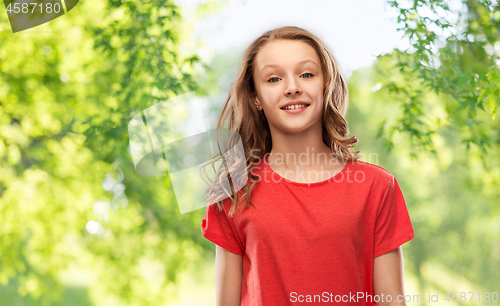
[283,104,308,110]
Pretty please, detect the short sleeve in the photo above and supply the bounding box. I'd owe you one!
[201,201,245,255]
[373,176,414,258]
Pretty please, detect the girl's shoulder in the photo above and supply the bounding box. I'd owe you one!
[348,159,395,183]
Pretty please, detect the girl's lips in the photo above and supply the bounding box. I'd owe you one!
[281,105,309,114]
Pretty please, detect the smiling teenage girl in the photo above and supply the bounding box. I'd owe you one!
[200,26,414,306]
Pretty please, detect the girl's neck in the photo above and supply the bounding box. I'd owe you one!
[267,144,339,171]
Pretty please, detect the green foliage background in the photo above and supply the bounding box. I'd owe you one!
[0,0,225,304]
[0,0,498,305]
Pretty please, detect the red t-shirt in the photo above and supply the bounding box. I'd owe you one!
[201,155,414,305]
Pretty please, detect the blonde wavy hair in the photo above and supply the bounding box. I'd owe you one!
[200,26,362,217]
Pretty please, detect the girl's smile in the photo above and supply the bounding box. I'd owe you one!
[281,103,310,114]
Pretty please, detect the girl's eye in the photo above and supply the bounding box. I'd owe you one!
[266,73,313,83]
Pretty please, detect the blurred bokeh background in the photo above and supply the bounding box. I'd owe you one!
[0,0,499,305]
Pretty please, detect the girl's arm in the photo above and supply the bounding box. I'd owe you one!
[215,245,243,306]
[373,246,407,306]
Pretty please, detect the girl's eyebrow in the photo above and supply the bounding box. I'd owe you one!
[259,59,319,74]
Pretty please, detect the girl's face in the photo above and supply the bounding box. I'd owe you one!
[252,39,324,134]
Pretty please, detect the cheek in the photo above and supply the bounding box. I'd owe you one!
[260,86,281,103]
[305,84,323,102]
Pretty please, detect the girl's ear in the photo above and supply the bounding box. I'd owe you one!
[251,93,260,106]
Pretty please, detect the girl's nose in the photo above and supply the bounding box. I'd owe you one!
[285,78,302,96]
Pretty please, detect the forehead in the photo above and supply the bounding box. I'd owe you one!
[254,40,321,73]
